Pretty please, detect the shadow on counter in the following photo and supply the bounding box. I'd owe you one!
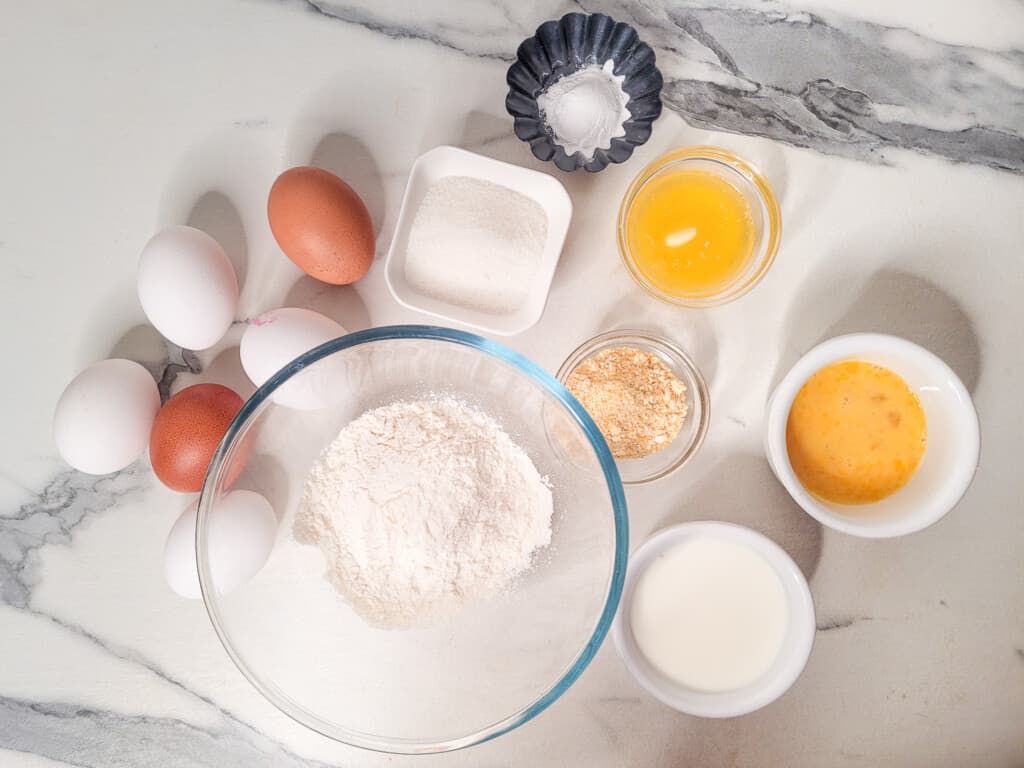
[283,275,370,334]
[598,291,719,392]
[187,190,249,296]
[658,452,824,582]
[772,268,982,396]
[310,131,387,237]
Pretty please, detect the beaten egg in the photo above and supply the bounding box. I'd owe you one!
[786,360,927,505]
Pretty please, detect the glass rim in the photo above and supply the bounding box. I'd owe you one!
[617,145,783,308]
[556,329,711,484]
[195,324,630,754]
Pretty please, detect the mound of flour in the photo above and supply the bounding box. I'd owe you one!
[294,398,553,628]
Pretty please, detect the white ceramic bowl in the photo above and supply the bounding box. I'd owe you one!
[384,145,572,336]
[612,522,815,718]
[765,333,980,538]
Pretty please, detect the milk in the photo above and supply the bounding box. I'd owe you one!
[629,536,788,692]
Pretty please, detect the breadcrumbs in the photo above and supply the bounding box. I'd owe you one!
[566,346,688,459]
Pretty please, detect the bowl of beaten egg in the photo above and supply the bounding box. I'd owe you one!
[765,333,979,538]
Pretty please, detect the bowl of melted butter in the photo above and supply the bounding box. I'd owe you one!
[765,333,979,538]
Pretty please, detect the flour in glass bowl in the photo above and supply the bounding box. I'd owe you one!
[294,397,554,629]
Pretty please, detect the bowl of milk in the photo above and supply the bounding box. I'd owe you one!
[611,521,815,717]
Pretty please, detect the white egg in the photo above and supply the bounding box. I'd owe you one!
[138,225,238,350]
[239,307,346,410]
[164,489,277,599]
[53,359,160,475]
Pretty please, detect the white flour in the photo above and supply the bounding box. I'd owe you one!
[404,176,547,315]
[294,398,554,629]
[538,60,630,160]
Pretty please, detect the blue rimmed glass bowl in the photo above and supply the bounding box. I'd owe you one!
[506,12,663,172]
[196,325,628,754]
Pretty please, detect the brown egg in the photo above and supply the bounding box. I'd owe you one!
[150,384,245,492]
[267,166,375,285]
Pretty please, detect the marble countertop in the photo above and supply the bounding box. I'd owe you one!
[2,0,1022,765]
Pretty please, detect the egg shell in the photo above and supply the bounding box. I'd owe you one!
[138,225,239,350]
[267,166,374,285]
[164,490,277,599]
[239,307,347,410]
[53,359,160,475]
[150,383,244,492]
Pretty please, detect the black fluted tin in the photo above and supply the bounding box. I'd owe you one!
[505,12,663,173]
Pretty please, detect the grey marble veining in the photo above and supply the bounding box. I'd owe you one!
[109,328,202,404]
[0,351,335,766]
[298,0,1024,172]
[603,1,1024,173]
[0,467,346,766]
[0,468,150,609]
[1,594,343,767]
[2,696,338,768]
[0,338,199,608]
[0,334,350,765]
[3,1,1024,765]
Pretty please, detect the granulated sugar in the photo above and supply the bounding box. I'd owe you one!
[294,397,554,629]
[404,176,547,315]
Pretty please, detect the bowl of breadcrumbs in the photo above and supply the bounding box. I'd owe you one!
[557,330,709,484]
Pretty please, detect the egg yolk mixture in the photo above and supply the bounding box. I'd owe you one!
[786,360,927,505]
[626,169,755,297]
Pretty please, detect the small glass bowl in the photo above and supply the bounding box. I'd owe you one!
[617,146,782,308]
[556,330,709,485]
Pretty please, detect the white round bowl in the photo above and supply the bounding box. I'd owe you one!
[612,522,815,718]
[765,333,980,538]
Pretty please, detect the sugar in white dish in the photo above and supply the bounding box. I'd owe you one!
[404,176,547,315]
[537,60,630,160]
[630,536,788,692]
[294,397,554,629]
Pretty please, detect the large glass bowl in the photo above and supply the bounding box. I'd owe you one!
[196,325,628,753]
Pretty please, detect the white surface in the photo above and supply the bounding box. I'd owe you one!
[1,0,1023,766]
[765,333,980,537]
[385,146,572,335]
[613,522,815,717]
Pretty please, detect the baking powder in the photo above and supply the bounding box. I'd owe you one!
[537,60,630,160]
[294,398,554,628]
